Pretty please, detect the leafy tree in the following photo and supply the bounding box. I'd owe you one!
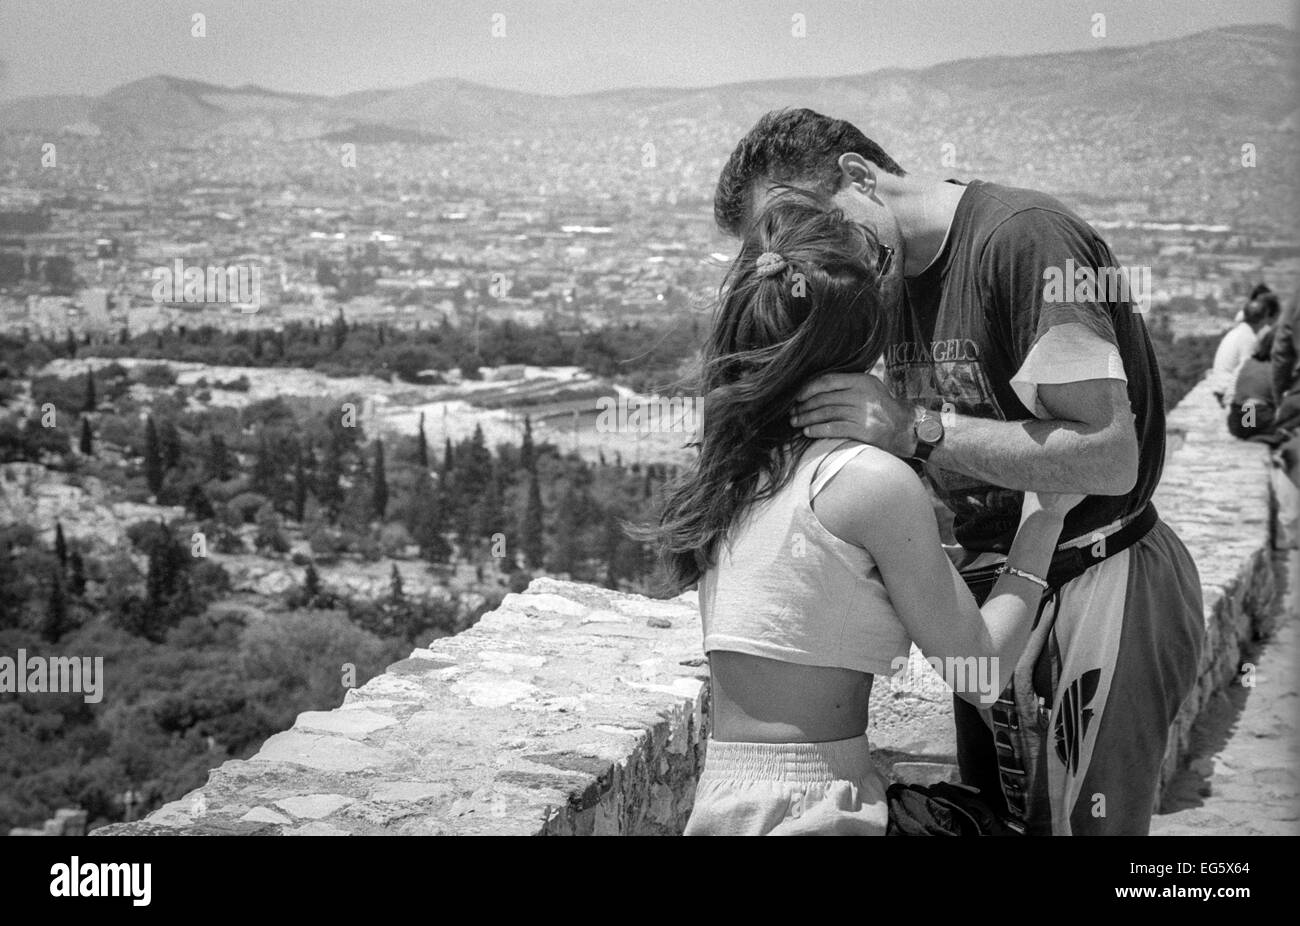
[254,506,290,555]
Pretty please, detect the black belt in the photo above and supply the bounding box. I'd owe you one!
[959,502,1159,602]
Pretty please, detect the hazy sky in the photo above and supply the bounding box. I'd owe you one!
[0,0,1294,101]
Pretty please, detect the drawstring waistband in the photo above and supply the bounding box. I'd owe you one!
[699,736,876,784]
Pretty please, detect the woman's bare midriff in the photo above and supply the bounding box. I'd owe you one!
[708,651,874,743]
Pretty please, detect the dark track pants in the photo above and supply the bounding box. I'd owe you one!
[956,519,1205,835]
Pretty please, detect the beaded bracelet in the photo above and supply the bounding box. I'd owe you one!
[995,564,1049,590]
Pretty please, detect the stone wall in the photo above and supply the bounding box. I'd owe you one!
[1153,378,1280,797]
[94,377,1279,836]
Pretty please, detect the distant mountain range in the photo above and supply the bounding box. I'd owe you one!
[1,25,1294,144]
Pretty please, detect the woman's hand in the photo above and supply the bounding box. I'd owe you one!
[1020,490,1086,522]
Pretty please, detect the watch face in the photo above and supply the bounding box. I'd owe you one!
[916,416,944,443]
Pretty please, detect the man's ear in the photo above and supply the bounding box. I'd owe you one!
[837,153,877,196]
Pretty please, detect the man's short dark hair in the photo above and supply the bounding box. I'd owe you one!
[714,108,905,236]
[1245,293,1280,325]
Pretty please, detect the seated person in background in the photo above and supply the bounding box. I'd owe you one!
[1272,291,1300,434]
[1270,291,1300,618]
[1227,324,1280,442]
[1211,291,1279,405]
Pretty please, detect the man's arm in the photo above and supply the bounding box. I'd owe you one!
[790,373,1139,496]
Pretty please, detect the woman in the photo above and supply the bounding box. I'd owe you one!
[651,189,1081,836]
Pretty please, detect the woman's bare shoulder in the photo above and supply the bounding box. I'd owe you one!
[812,444,933,549]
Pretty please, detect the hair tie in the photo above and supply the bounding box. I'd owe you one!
[755,251,787,278]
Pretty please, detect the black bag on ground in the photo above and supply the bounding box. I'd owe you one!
[885,781,1020,836]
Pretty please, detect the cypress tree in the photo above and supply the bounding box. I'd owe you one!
[83,371,96,412]
[304,562,322,603]
[185,483,215,520]
[54,521,68,569]
[417,412,429,469]
[603,511,624,588]
[332,308,348,350]
[144,416,164,495]
[208,433,231,481]
[388,563,404,603]
[372,439,389,519]
[522,468,545,569]
[520,414,535,473]
[159,419,182,472]
[475,462,505,541]
[318,434,345,521]
[551,483,584,577]
[79,416,93,455]
[293,442,308,522]
[68,551,86,597]
[42,573,69,643]
[409,473,451,563]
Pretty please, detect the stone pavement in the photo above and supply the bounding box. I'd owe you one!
[1152,603,1299,836]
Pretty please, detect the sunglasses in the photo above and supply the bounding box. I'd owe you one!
[874,243,895,279]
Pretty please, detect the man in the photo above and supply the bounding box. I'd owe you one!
[1210,292,1277,405]
[714,108,1204,835]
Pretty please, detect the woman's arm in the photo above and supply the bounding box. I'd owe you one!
[814,449,1073,706]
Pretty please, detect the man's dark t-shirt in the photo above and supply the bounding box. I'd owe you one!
[883,180,1166,553]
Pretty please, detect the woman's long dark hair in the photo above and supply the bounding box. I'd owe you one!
[649,187,889,591]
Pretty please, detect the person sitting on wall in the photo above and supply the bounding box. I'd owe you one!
[1226,293,1284,443]
[1212,289,1278,407]
[1270,290,1300,618]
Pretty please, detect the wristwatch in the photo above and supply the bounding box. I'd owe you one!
[912,407,945,462]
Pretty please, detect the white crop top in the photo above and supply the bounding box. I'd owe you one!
[698,439,913,676]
